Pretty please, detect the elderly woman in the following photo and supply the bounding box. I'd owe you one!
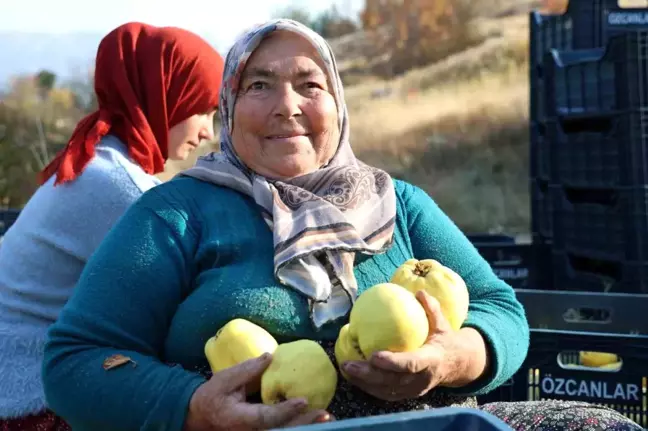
[42,20,642,431]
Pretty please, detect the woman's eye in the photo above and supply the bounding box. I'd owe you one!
[304,82,323,90]
[248,81,267,91]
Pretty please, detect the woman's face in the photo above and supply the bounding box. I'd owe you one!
[168,110,216,160]
[231,31,340,179]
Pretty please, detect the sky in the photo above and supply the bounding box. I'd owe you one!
[0,0,364,51]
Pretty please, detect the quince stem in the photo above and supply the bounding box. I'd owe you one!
[413,262,433,277]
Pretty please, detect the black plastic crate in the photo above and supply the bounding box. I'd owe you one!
[551,185,648,262]
[530,67,547,124]
[0,209,19,236]
[530,122,550,182]
[529,235,555,291]
[547,111,648,188]
[515,288,648,334]
[471,240,531,289]
[552,250,648,294]
[531,1,648,75]
[546,31,648,118]
[531,180,553,240]
[468,235,555,291]
[509,329,648,428]
[479,328,648,428]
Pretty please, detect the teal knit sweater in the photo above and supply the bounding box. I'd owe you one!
[42,177,529,431]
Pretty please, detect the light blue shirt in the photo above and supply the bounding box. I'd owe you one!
[0,135,161,418]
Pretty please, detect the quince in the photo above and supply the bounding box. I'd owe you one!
[579,351,620,368]
[261,340,338,411]
[334,323,365,380]
[204,318,278,393]
[335,283,429,378]
[391,258,469,331]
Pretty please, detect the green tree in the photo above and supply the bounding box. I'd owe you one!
[311,4,358,38]
[36,70,57,93]
[272,5,313,27]
[0,72,91,207]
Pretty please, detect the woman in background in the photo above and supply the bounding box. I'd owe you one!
[0,21,224,430]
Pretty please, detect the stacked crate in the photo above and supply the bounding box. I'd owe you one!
[530,0,648,294]
[0,209,19,237]
[507,1,648,425]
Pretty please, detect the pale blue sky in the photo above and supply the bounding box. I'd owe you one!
[0,0,364,51]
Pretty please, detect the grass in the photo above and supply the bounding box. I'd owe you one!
[349,66,530,234]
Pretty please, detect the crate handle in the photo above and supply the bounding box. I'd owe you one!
[559,115,613,135]
[567,253,622,286]
[563,187,619,207]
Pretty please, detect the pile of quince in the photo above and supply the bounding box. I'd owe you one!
[203,258,470,411]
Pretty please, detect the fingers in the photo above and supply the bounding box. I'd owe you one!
[239,398,309,430]
[342,361,414,401]
[415,290,452,334]
[280,410,335,428]
[370,344,440,374]
[215,353,273,392]
[343,361,405,386]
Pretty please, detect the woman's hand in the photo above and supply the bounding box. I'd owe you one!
[184,353,333,431]
[341,290,489,402]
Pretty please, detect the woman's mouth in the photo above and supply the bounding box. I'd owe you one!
[266,134,309,144]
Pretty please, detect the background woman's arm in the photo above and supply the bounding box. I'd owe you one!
[42,187,205,431]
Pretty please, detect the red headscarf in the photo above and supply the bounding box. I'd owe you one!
[39,22,224,186]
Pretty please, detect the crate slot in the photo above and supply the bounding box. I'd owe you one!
[548,112,648,188]
[567,254,623,284]
[563,306,613,323]
[552,186,648,264]
[559,115,614,134]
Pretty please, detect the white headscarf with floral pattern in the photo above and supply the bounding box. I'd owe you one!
[180,19,396,329]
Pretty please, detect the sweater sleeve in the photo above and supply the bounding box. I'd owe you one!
[397,181,529,395]
[42,187,205,431]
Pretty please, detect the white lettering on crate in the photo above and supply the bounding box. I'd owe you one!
[494,268,528,280]
[541,376,640,401]
[608,12,648,25]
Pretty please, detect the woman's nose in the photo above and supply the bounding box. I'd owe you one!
[273,85,302,119]
[200,122,215,141]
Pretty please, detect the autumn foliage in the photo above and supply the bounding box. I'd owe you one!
[360,0,478,76]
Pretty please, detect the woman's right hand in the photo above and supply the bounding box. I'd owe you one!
[184,353,333,431]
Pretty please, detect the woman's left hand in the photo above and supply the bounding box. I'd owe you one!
[341,290,483,402]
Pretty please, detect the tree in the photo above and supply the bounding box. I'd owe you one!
[273,3,358,39]
[361,0,478,76]
[311,5,358,39]
[272,5,313,27]
[36,70,57,94]
[0,71,91,207]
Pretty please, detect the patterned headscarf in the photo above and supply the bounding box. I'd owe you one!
[180,19,396,329]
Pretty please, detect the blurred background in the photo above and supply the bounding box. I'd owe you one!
[0,0,541,235]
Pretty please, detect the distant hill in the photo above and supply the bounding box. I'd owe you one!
[0,32,103,86]
[0,32,226,87]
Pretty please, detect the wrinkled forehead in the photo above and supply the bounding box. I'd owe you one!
[226,21,336,91]
[242,31,329,81]
[220,19,345,131]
